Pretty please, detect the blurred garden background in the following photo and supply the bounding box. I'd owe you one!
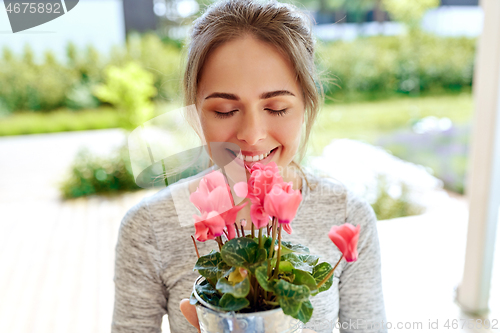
[0,0,479,216]
[2,0,498,332]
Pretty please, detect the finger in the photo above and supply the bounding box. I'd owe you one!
[179,298,200,332]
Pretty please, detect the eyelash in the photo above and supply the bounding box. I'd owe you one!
[214,108,288,119]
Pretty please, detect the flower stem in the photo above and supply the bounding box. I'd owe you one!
[316,254,343,290]
[272,224,282,280]
[253,274,259,307]
[216,236,222,251]
[248,274,255,305]
[206,277,216,288]
[268,218,277,260]
[190,235,200,258]
[251,223,255,238]
[236,225,241,238]
[267,218,277,278]
[258,227,263,248]
[241,224,245,237]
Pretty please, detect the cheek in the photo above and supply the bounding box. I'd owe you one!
[273,116,303,150]
[201,117,234,143]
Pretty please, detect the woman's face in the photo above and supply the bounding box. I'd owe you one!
[196,34,305,178]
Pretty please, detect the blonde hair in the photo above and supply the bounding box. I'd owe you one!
[181,0,325,190]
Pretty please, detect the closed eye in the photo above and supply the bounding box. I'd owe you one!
[266,108,288,116]
[214,110,237,119]
[213,108,288,119]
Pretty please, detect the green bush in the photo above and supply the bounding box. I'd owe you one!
[317,32,476,102]
[59,144,141,199]
[0,33,183,113]
[0,32,476,113]
[370,175,425,220]
[121,33,183,102]
[0,46,80,112]
[93,61,157,130]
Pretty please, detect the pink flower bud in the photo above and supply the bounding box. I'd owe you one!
[328,223,361,262]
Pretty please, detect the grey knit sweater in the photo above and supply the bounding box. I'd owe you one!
[112,168,387,333]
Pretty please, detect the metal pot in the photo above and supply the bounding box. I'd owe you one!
[193,275,302,333]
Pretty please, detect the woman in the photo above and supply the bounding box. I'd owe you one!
[112,0,387,332]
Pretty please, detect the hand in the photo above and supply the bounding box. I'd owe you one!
[180,298,201,333]
[180,298,316,333]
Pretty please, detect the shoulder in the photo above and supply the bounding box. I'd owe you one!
[118,184,178,235]
[301,167,350,207]
[119,196,152,235]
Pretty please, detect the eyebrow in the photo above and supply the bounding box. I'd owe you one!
[204,90,295,101]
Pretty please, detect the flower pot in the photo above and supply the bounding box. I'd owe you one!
[193,275,303,333]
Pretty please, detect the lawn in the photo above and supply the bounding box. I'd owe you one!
[0,107,119,136]
[0,103,184,137]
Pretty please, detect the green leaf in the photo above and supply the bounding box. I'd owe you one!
[278,296,301,316]
[221,238,259,267]
[296,300,313,323]
[312,262,334,293]
[274,279,310,302]
[218,293,250,312]
[221,238,267,274]
[292,269,318,295]
[195,280,221,307]
[194,250,231,281]
[247,248,268,274]
[255,263,276,292]
[281,241,310,254]
[222,266,236,278]
[280,253,320,273]
[279,261,294,272]
[263,236,275,257]
[216,276,250,298]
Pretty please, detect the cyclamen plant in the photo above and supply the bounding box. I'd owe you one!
[189,162,360,324]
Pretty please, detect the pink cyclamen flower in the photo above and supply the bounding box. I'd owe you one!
[190,170,247,241]
[190,171,232,214]
[282,223,293,235]
[328,223,361,262]
[193,211,226,242]
[220,201,247,239]
[263,182,302,224]
[249,203,270,229]
[248,162,284,203]
[234,162,284,229]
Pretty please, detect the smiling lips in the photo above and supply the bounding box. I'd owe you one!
[231,147,277,162]
[237,151,270,162]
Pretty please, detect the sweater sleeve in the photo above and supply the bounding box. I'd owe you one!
[111,198,168,333]
[338,190,387,333]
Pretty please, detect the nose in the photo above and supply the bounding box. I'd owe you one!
[236,109,266,146]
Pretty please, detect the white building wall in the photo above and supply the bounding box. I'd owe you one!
[0,0,125,63]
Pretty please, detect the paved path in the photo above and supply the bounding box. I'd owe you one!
[0,129,128,202]
[0,130,168,332]
[1,130,499,333]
